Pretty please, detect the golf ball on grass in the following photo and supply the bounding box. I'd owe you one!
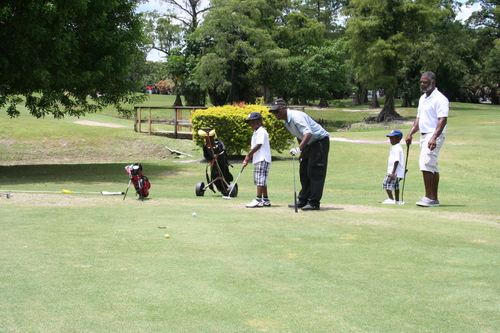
[192,212,197,217]
[164,234,170,238]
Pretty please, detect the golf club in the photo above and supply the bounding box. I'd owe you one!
[62,190,125,195]
[222,165,246,199]
[5,190,122,195]
[123,179,132,200]
[401,143,410,203]
[287,139,298,213]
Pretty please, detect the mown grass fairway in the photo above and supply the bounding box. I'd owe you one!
[1,98,499,332]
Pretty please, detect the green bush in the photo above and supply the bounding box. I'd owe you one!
[330,100,346,108]
[190,104,293,156]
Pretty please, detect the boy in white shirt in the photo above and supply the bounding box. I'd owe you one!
[243,112,272,208]
[381,130,405,204]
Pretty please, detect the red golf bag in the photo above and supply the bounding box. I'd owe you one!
[124,163,151,200]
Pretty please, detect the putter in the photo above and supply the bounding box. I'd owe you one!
[401,143,410,203]
[287,139,298,213]
[222,165,246,199]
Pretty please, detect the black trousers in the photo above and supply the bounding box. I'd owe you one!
[297,136,330,206]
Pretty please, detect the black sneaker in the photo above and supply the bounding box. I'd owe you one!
[288,202,307,208]
[301,204,320,211]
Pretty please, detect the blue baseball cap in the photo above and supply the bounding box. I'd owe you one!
[386,129,403,137]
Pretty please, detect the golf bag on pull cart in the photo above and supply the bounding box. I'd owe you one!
[124,163,151,200]
[195,128,236,197]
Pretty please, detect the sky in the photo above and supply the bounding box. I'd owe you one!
[137,0,482,62]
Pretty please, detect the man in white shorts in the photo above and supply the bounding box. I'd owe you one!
[405,71,449,207]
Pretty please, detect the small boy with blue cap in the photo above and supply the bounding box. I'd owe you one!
[381,129,405,204]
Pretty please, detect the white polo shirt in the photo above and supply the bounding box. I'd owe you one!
[251,126,272,163]
[417,88,449,134]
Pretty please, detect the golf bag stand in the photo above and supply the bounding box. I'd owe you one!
[124,163,151,200]
[195,128,234,197]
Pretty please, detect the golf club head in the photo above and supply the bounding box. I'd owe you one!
[287,139,295,144]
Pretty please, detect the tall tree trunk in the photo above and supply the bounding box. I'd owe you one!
[229,60,236,103]
[350,83,365,106]
[491,84,500,105]
[351,94,362,106]
[369,90,380,108]
[401,94,412,107]
[173,94,183,107]
[362,89,369,103]
[264,86,273,103]
[401,70,412,107]
[318,98,328,108]
[376,92,402,122]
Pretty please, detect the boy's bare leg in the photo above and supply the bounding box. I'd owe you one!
[257,186,267,198]
[386,189,394,200]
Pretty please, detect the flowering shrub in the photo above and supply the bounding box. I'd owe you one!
[191,104,293,156]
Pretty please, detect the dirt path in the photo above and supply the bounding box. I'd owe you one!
[73,120,127,128]
[330,137,387,144]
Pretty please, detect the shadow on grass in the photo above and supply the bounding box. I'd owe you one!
[0,163,186,185]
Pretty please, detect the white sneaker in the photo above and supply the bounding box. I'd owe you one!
[396,201,405,205]
[416,197,439,207]
[246,199,263,208]
[263,200,271,207]
[381,198,396,204]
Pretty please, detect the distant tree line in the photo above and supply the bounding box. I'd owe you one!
[143,0,500,122]
[1,0,498,121]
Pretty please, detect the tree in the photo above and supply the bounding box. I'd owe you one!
[142,11,183,57]
[0,0,147,118]
[466,0,500,104]
[192,0,283,105]
[142,0,210,106]
[295,0,348,38]
[272,40,349,105]
[161,0,211,32]
[344,0,454,122]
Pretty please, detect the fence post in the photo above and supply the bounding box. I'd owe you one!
[148,107,152,135]
[174,108,179,139]
[138,107,142,133]
[134,107,138,132]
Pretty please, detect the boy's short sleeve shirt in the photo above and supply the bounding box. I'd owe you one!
[387,143,405,178]
[252,126,272,163]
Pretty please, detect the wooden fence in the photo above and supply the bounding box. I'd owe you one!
[134,106,208,139]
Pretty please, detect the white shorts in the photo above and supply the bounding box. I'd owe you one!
[419,133,445,173]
